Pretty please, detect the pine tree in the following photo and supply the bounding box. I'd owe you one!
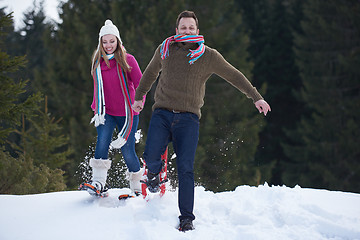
[8,97,73,170]
[14,1,48,80]
[0,11,42,143]
[0,12,66,194]
[0,149,66,194]
[192,0,265,191]
[237,0,304,186]
[283,0,360,193]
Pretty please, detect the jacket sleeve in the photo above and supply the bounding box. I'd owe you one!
[134,45,162,101]
[210,49,263,102]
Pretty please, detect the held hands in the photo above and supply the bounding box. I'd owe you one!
[255,99,271,116]
[132,100,144,113]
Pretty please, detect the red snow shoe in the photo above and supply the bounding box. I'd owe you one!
[140,147,168,198]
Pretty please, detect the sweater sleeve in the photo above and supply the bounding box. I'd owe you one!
[127,54,146,103]
[127,54,142,89]
[210,49,263,102]
[91,75,96,111]
[134,45,162,101]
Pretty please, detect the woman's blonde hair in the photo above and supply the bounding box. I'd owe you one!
[91,36,131,76]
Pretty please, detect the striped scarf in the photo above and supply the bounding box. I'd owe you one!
[160,35,205,64]
[91,54,133,149]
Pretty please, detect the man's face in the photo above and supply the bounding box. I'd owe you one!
[176,17,199,35]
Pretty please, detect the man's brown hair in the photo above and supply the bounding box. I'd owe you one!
[176,10,199,28]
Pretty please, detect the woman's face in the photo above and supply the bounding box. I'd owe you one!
[102,34,118,54]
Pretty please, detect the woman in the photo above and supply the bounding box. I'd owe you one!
[80,20,144,197]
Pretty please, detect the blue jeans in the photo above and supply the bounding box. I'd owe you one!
[95,114,140,172]
[144,109,199,221]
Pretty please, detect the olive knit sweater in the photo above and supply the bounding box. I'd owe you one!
[135,42,263,118]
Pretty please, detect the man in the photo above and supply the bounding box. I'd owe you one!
[132,10,271,231]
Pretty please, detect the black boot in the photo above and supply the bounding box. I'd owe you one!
[146,171,160,193]
[178,218,194,232]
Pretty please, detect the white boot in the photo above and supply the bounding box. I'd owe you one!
[89,158,111,189]
[127,168,144,194]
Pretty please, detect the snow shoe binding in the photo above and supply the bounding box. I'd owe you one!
[142,171,162,193]
[79,181,109,198]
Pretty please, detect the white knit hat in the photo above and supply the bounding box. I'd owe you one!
[99,19,122,45]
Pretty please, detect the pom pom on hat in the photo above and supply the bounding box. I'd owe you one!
[99,19,122,44]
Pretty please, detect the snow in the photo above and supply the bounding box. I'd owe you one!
[0,184,359,240]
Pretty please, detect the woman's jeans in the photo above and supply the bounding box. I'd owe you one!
[95,114,140,172]
[144,109,199,221]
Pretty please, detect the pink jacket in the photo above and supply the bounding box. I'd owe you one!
[91,53,143,116]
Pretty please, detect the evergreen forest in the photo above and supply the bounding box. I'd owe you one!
[1,0,359,194]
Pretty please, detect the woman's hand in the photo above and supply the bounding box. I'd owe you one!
[132,100,144,113]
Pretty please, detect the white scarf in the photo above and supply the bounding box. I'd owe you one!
[90,54,114,127]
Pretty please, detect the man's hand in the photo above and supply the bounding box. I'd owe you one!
[132,100,144,113]
[255,99,271,116]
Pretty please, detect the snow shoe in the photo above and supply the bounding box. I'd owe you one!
[79,181,109,198]
[118,191,141,201]
[141,147,168,198]
[178,218,194,232]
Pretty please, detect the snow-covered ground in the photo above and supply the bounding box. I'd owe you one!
[1,184,359,240]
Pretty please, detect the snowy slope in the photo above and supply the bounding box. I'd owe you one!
[1,184,359,240]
